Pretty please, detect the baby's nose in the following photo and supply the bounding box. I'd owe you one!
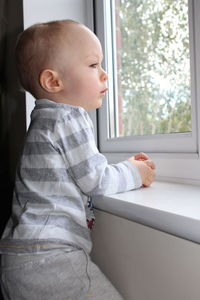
[101,69,108,81]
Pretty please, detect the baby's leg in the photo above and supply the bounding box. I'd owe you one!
[0,249,123,300]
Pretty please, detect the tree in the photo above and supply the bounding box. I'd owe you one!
[116,0,191,136]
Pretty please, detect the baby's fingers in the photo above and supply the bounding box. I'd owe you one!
[134,152,149,161]
[144,160,156,170]
[143,168,156,187]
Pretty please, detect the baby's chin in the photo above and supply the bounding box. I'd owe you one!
[95,98,104,109]
[86,103,102,112]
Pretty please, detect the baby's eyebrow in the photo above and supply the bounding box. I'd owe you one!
[85,53,103,61]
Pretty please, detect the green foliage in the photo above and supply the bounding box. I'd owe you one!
[116,0,191,136]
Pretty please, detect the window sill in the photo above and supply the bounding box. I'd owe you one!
[92,181,200,244]
[103,152,200,185]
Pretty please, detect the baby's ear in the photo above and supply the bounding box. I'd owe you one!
[39,69,63,93]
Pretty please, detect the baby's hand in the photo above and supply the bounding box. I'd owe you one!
[133,152,149,161]
[128,153,156,187]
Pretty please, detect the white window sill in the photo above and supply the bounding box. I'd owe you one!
[92,181,200,244]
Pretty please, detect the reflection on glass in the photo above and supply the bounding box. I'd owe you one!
[115,0,191,136]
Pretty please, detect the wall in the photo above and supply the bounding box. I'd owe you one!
[0,4,25,300]
[91,209,200,300]
[23,0,94,128]
[0,0,25,233]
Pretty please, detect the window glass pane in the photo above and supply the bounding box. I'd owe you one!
[114,0,191,137]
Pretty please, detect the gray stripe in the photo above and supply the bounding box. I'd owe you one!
[30,109,86,132]
[33,101,83,121]
[19,213,90,241]
[29,118,56,132]
[34,100,59,110]
[17,168,70,182]
[23,142,58,155]
[57,127,93,152]
[70,153,106,180]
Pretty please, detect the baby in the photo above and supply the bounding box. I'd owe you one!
[0,20,155,300]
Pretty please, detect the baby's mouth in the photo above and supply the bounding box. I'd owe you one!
[100,88,108,94]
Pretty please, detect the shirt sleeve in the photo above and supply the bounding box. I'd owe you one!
[54,108,142,196]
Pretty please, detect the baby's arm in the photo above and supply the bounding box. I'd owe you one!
[57,111,155,196]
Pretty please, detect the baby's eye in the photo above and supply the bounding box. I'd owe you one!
[89,63,98,68]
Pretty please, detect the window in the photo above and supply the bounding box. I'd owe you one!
[95,0,200,183]
[114,0,191,138]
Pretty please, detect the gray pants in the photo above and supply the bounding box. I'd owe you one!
[0,249,123,300]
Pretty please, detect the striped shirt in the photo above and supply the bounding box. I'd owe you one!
[0,99,142,254]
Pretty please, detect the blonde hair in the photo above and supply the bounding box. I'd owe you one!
[15,19,80,98]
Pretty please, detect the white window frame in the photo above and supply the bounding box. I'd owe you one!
[94,0,200,184]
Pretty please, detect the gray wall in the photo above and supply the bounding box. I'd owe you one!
[91,210,200,300]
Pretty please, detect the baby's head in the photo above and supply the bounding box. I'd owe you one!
[16,20,79,98]
[16,19,108,111]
